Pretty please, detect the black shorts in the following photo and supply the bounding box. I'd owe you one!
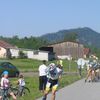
[48,79,58,89]
[39,76,47,91]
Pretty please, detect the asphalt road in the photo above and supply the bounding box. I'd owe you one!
[37,79,100,100]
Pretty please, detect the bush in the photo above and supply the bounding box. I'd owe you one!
[18,51,27,59]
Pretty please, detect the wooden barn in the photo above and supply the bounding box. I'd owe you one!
[40,42,84,59]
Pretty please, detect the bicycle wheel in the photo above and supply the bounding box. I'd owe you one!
[22,87,30,96]
[11,87,19,96]
[2,95,9,100]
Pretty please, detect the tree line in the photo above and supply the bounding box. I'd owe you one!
[0,35,48,49]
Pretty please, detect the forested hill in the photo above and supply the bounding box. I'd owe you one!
[41,27,100,48]
[0,27,100,49]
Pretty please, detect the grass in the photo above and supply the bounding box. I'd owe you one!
[0,58,78,72]
[11,75,81,100]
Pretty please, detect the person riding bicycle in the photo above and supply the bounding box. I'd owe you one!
[17,74,26,96]
[42,63,63,100]
[0,71,17,100]
[85,60,98,82]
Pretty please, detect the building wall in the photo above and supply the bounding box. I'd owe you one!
[27,51,49,61]
[0,46,6,58]
[50,42,84,59]
[10,49,19,58]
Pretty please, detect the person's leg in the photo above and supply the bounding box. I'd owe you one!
[10,92,17,100]
[79,68,82,77]
[0,96,2,100]
[51,85,58,100]
[43,76,47,91]
[42,81,50,100]
[51,90,56,100]
[39,76,44,93]
[85,69,92,82]
[0,90,3,100]
[42,91,49,100]
[91,70,95,82]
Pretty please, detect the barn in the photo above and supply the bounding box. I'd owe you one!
[40,41,84,59]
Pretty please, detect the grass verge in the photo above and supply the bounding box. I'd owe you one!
[11,74,81,100]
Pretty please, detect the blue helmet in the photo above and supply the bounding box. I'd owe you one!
[2,71,9,75]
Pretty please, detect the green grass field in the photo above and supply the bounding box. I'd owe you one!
[3,58,78,72]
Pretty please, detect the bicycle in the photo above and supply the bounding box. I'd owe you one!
[0,85,18,100]
[15,86,30,97]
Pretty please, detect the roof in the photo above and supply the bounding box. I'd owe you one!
[0,40,17,49]
[48,41,84,47]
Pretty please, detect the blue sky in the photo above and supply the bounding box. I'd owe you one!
[0,0,100,37]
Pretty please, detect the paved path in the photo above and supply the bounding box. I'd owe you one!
[37,79,100,100]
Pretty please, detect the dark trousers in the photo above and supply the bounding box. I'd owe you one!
[39,76,47,91]
[78,68,82,77]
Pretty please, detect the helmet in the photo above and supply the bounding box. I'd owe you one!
[49,63,56,71]
[2,71,9,75]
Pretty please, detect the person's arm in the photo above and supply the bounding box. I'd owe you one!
[58,68,63,79]
[17,79,20,85]
[0,78,3,87]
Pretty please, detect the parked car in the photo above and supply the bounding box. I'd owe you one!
[0,62,20,77]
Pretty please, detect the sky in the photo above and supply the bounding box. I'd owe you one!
[0,0,100,37]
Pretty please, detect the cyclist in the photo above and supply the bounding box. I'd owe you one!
[0,71,17,100]
[42,63,62,100]
[17,74,26,96]
[85,60,97,82]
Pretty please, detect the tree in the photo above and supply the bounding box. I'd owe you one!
[64,33,78,42]
[19,51,27,59]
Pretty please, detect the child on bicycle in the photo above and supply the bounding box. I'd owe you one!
[17,74,26,96]
[0,71,17,100]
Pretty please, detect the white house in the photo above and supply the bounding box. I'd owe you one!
[20,49,55,61]
[10,48,19,58]
[0,40,18,58]
[0,40,55,61]
[27,50,54,61]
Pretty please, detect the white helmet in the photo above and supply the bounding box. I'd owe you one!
[49,63,56,70]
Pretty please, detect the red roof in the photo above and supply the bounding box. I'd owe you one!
[0,40,17,49]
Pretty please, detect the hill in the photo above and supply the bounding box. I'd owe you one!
[41,27,100,48]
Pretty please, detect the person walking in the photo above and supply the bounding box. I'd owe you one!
[39,60,47,93]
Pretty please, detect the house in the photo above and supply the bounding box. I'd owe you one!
[0,40,19,58]
[19,48,55,61]
[40,41,84,59]
[0,40,55,61]
[27,50,54,61]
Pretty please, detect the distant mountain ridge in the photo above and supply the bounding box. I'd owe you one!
[41,27,100,48]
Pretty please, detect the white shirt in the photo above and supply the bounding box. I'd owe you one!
[39,64,47,76]
[1,77,9,89]
[18,79,25,86]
